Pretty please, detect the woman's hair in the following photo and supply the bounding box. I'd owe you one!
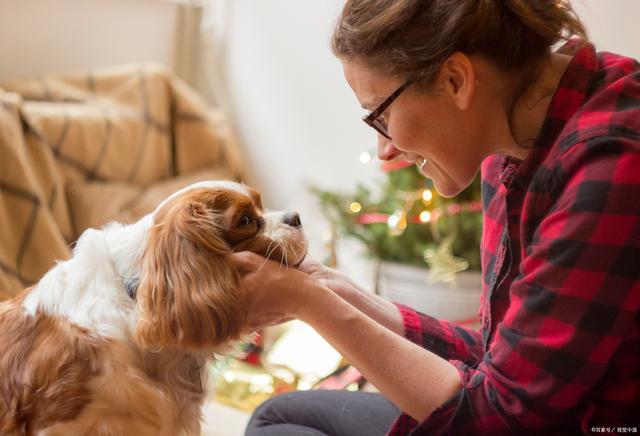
[331,0,587,82]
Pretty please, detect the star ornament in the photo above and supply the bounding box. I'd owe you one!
[423,238,469,287]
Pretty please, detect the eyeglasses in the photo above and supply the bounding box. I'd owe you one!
[362,80,412,139]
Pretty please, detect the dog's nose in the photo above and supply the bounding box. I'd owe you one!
[283,212,302,228]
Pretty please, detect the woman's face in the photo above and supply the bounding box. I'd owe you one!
[342,57,494,197]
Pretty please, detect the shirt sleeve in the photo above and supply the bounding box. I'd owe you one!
[400,139,640,434]
[394,303,484,367]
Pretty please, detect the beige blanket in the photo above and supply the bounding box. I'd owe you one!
[0,64,244,299]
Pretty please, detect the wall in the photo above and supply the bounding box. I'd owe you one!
[573,0,640,60]
[0,0,192,81]
[222,0,382,266]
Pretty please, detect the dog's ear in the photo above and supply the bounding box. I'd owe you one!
[135,192,247,351]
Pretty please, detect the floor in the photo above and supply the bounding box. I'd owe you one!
[201,401,251,436]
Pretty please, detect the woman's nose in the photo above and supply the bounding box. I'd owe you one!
[377,136,401,161]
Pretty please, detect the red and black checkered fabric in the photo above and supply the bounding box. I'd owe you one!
[388,40,640,435]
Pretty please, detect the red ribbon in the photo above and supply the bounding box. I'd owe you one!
[354,201,482,225]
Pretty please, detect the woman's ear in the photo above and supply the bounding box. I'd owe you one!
[440,51,477,111]
[134,196,247,351]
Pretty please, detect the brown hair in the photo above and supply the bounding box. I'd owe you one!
[332,0,587,82]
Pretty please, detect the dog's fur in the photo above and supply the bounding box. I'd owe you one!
[0,181,307,435]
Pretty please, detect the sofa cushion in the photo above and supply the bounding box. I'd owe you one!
[66,168,237,237]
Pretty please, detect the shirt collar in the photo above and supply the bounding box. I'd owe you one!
[503,39,597,189]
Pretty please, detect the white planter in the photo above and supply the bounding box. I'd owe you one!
[376,261,482,322]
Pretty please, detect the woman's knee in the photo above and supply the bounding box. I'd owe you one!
[245,392,305,434]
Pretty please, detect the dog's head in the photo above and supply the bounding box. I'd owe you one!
[134,181,307,352]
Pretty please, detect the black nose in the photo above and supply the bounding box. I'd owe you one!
[283,212,302,228]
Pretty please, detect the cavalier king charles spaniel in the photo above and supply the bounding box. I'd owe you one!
[0,181,307,435]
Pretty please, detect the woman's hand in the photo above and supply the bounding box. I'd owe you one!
[230,252,403,336]
[299,254,405,337]
[230,251,321,332]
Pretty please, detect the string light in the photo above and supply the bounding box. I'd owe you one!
[349,202,362,213]
[359,152,372,164]
[422,189,433,203]
[419,211,432,223]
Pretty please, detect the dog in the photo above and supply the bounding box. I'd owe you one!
[0,181,308,435]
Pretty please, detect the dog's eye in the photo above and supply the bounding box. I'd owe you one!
[238,215,252,227]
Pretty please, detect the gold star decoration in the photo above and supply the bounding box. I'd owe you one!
[423,237,469,287]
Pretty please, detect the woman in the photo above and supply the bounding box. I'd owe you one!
[236,0,640,434]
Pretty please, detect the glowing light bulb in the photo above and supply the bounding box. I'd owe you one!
[387,214,399,228]
[359,152,372,164]
[422,189,433,202]
[419,211,432,223]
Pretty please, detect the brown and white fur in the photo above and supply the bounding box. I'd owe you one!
[0,181,307,436]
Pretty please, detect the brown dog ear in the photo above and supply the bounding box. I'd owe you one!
[135,193,247,351]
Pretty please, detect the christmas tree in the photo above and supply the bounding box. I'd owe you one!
[312,158,483,284]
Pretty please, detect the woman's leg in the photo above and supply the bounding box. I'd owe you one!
[244,390,401,436]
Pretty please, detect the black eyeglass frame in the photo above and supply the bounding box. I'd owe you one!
[362,80,413,139]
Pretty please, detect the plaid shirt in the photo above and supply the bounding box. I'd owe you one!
[388,41,640,435]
